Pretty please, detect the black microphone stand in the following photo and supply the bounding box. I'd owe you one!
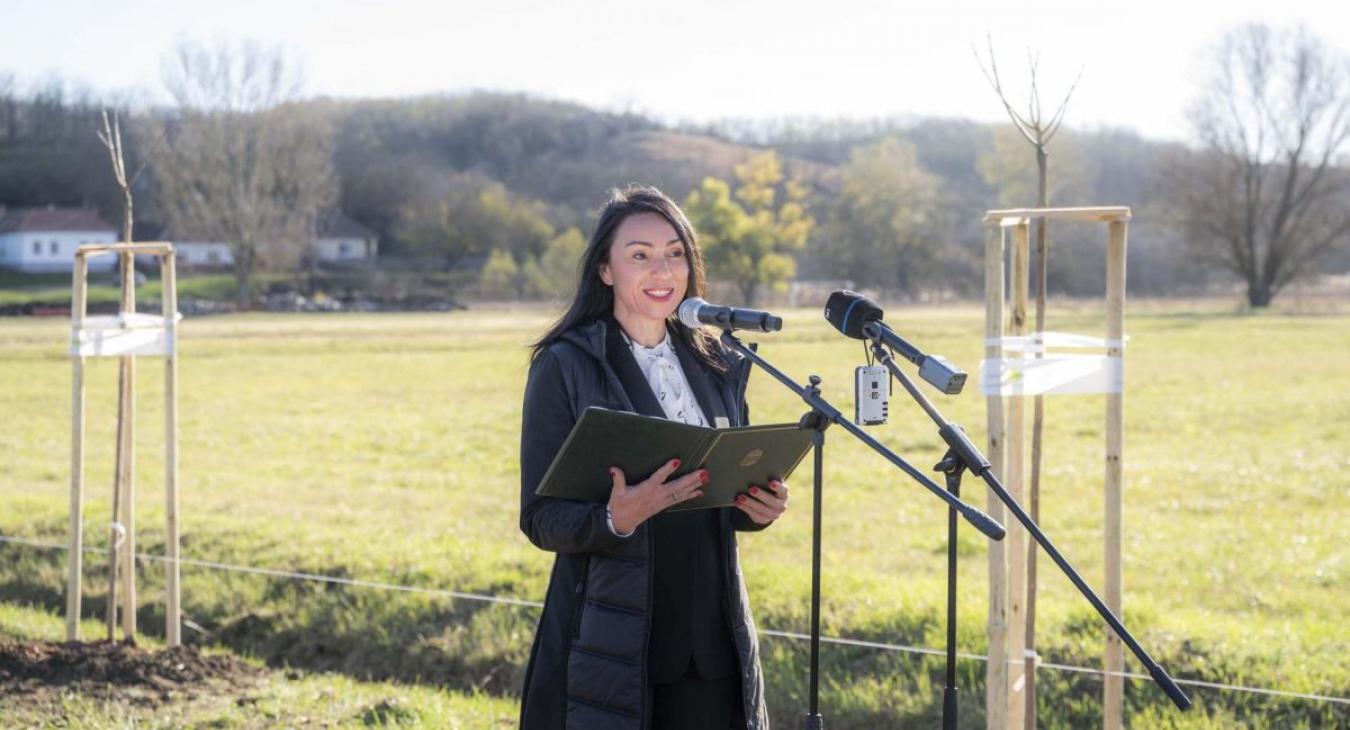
[800,396,828,730]
[864,336,1193,723]
[718,330,1008,730]
[933,449,966,730]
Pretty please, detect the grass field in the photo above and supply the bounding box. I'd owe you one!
[0,602,519,728]
[0,304,1346,728]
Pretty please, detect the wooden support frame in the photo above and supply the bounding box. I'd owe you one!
[983,222,1009,729]
[66,242,181,647]
[1007,222,1030,728]
[65,257,88,641]
[1103,220,1127,728]
[982,208,1129,730]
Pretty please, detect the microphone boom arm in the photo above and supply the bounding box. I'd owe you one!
[719,330,1006,541]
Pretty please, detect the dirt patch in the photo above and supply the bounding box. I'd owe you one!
[0,640,261,709]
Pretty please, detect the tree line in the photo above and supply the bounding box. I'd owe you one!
[1,24,1346,308]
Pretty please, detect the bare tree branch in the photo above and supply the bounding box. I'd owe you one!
[1043,69,1083,143]
[98,109,134,242]
[976,35,1080,152]
[1027,49,1042,128]
[974,35,1039,144]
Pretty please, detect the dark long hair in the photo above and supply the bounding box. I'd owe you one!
[530,184,726,373]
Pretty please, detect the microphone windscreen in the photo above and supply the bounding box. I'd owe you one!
[677,297,707,330]
[824,290,883,339]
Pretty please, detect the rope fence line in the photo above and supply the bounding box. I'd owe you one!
[0,534,545,610]
[1,533,1345,708]
[757,628,1350,706]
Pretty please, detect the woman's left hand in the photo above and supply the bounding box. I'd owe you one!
[735,480,789,525]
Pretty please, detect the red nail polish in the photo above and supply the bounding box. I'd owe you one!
[700,471,710,484]
[750,487,758,495]
[672,459,681,468]
[736,495,745,503]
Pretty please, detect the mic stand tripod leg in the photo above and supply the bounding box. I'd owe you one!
[799,389,831,730]
[713,330,1011,725]
[866,337,1193,711]
[935,451,966,730]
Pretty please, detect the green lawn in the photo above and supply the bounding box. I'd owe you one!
[0,272,242,307]
[0,305,1346,728]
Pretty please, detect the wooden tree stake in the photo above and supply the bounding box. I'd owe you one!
[983,222,1009,730]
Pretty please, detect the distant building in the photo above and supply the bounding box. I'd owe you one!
[169,213,378,269]
[168,240,232,269]
[0,207,118,273]
[314,213,379,265]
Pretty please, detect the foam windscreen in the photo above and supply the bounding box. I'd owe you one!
[824,290,884,339]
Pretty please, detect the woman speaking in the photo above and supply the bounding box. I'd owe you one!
[518,185,788,729]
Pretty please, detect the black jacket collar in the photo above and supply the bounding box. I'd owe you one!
[560,315,738,428]
[602,316,729,428]
[604,317,664,418]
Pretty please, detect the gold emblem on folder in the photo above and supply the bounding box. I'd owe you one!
[740,449,764,467]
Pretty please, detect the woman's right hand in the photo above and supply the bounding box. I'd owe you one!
[607,459,709,535]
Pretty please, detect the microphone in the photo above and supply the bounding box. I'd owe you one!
[678,297,783,333]
[824,290,968,395]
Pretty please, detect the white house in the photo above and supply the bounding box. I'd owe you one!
[314,214,378,264]
[170,241,234,269]
[169,213,378,269]
[0,207,118,273]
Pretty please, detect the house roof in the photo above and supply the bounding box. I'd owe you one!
[0,207,116,234]
[319,213,375,240]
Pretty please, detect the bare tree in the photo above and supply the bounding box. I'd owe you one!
[1175,24,1350,307]
[976,37,1080,730]
[97,109,163,243]
[96,109,164,640]
[155,39,336,306]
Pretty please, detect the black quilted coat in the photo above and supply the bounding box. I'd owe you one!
[518,317,771,730]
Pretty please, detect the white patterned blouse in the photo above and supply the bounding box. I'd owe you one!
[621,329,710,427]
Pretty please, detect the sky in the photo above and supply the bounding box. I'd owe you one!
[2,0,1349,143]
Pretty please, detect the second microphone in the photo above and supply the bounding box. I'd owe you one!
[679,297,783,333]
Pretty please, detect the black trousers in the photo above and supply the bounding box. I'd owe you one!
[651,664,745,730]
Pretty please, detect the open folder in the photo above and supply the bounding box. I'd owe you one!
[535,407,815,512]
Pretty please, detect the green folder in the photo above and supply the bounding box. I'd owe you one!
[535,407,815,512]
